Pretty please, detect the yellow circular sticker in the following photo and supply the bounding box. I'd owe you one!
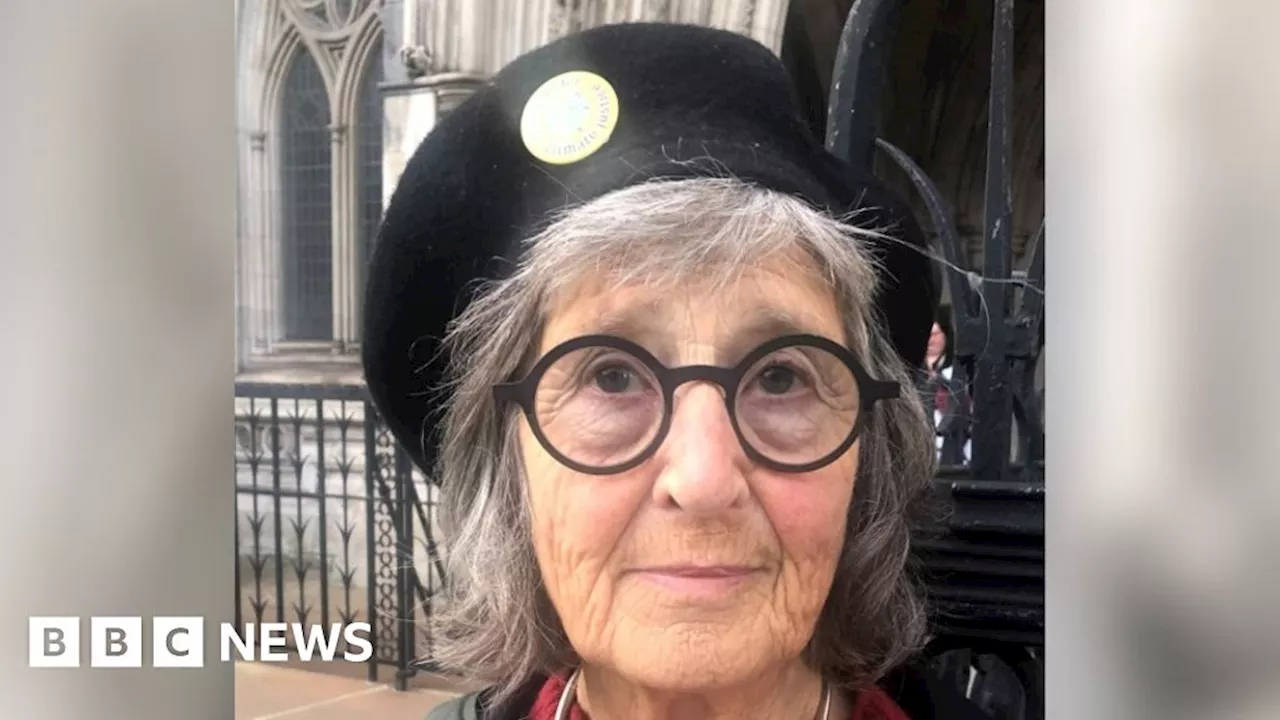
[520,71,620,166]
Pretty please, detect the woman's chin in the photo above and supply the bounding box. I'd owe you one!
[597,636,785,691]
[607,661,756,692]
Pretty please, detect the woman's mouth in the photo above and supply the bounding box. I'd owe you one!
[626,565,765,600]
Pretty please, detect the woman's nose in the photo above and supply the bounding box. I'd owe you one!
[651,383,749,513]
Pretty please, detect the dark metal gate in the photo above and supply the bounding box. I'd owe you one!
[825,0,1046,718]
[233,383,444,690]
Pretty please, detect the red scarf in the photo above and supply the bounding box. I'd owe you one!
[529,673,911,720]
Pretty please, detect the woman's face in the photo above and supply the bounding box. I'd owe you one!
[520,254,859,691]
[926,322,946,363]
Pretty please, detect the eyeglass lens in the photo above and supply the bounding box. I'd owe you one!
[531,343,861,470]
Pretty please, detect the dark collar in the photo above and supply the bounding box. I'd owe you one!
[471,674,546,720]
[881,664,992,720]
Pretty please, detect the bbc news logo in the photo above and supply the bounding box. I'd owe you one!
[28,617,373,668]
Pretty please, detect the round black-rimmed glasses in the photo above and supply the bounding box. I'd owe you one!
[492,334,900,475]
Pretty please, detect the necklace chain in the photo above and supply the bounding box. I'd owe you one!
[554,667,832,720]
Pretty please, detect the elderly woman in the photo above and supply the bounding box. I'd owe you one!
[363,23,985,720]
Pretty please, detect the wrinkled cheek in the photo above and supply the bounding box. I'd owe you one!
[774,503,848,575]
[767,495,852,643]
[769,542,843,648]
[527,485,624,657]
[794,516,849,603]
[529,472,653,657]
[537,536,619,657]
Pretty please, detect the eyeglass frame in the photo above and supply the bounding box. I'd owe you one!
[491,333,901,476]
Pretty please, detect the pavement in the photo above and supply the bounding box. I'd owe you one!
[235,660,471,719]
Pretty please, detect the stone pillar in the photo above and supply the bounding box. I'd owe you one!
[247,130,279,354]
[380,0,487,207]
[750,0,790,55]
[328,122,352,352]
[379,86,433,211]
[380,0,412,87]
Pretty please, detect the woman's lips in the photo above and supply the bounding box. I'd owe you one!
[626,566,764,599]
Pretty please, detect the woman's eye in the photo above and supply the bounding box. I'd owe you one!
[593,365,635,393]
[757,365,799,394]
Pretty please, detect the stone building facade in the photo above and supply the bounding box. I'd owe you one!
[233,0,1044,379]
[233,0,792,379]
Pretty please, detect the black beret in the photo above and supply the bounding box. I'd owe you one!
[362,22,937,474]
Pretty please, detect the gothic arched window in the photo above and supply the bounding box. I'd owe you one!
[279,48,334,342]
[355,39,384,311]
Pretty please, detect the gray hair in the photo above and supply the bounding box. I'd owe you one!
[427,177,936,703]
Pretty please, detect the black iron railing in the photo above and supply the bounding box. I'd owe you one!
[827,0,1045,718]
[233,382,445,689]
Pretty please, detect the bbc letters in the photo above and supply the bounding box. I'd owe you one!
[29,617,373,668]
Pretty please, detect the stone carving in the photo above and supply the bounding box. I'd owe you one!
[287,0,373,33]
[551,0,586,39]
[399,45,434,79]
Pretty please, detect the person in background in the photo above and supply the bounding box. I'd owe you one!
[924,319,970,464]
[362,23,988,720]
[926,322,950,377]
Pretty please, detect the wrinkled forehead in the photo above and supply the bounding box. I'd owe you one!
[538,255,847,363]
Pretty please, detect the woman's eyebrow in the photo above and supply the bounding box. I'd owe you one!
[568,304,829,360]
[727,307,820,342]
[578,299,668,338]
[715,308,826,362]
